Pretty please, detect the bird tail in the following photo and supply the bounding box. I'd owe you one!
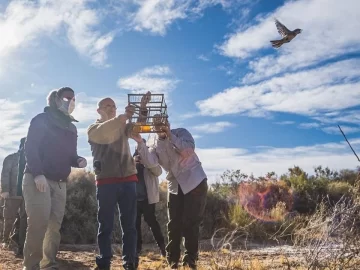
[270,39,283,48]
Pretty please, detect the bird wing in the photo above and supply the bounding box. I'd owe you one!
[274,19,291,37]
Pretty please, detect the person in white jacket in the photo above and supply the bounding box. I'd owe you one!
[132,119,208,270]
[133,139,166,257]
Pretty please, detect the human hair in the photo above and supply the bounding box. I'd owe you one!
[97,97,113,109]
[46,87,74,108]
[47,90,58,108]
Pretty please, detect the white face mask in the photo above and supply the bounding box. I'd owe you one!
[58,97,75,115]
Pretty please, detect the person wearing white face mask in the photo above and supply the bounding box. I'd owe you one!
[22,87,87,270]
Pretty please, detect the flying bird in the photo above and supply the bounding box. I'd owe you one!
[270,19,302,48]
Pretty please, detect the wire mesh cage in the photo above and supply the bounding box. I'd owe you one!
[127,93,168,133]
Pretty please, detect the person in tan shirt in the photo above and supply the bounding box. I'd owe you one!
[88,98,140,270]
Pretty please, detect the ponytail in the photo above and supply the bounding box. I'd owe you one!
[47,90,58,108]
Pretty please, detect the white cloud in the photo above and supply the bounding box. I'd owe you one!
[275,121,294,125]
[219,0,360,82]
[72,92,129,124]
[191,121,235,133]
[196,139,360,182]
[322,126,360,135]
[0,0,114,68]
[130,0,190,36]
[0,99,33,170]
[299,122,321,129]
[314,110,360,125]
[117,65,180,102]
[72,93,101,124]
[197,54,210,61]
[196,59,360,117]
[127,0,250,35]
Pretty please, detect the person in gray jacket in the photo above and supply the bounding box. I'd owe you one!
[1,150,20,249]
[132,117,208,270]
[133,139,166,257]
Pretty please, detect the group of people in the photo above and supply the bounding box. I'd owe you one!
[0,86,208,270]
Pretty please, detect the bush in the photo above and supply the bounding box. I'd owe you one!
[61,169,98,244]
[59,165,360,247]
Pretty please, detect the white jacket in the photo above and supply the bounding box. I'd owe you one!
[137,128,207,195]
[143,164,162,204]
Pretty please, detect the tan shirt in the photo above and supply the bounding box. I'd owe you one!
[87,116,137,180]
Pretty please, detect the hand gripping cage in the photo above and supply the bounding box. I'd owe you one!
[127,93,169,133]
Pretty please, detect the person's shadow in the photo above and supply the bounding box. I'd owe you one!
[56,257,91,270]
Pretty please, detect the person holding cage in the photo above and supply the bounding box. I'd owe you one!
[131,109,208,270]
[88,92,151,270]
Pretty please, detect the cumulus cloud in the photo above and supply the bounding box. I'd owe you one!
[117,65,180,103]
[196,139,360,181]
[0,0,114,68]
[0,99,33,171]
[196,59,360,117]
[125,0,251,35]
[219,0,360,82]
[190,121,235,133]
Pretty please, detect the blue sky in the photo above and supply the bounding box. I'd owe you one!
[1,0,360,182]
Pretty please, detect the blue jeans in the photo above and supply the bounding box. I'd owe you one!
[95,182,138,268]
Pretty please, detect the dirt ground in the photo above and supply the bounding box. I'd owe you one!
[0,240,309,270]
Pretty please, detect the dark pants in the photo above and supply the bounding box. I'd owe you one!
[136,199,165,253]
[166,179,208,266]
[96,182,138,269]
[10,198,27,253]
[2,197,25,247]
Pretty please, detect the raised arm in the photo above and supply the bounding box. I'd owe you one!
[168,128,195,158]
[136,140,160,168]
[88,115,128,144]
[70,126,86,168]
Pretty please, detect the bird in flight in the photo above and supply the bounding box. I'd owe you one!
[270,18,302,48]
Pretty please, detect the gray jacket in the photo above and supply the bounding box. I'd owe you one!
[1,152,19,197]
[137,128,207,195]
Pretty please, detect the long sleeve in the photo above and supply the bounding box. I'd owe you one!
[147,164,162,177]
[24,115,46,178]
[1,155,13,193]
[70,129,81,168]
[17,149,26,196]
[137,141,159,168]
[169,128,195,158]
[87,116,127,144]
